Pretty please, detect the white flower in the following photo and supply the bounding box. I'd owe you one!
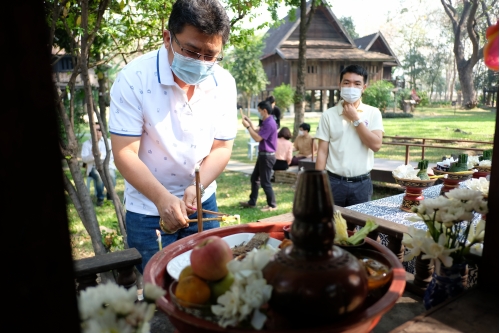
[468,219,486,243]
[144,283,166,302]
[445,188,484,202]
[464,177,490,196]
[402,226,428,261]
[419,196,451,216]
[467,155,480,169]
[421,233,458,267]
[393,164,419,179]
[470,243,483,256]
[479,160,492,167]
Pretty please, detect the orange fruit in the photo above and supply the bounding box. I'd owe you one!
[178,265,194,282]
[175,275,211,306]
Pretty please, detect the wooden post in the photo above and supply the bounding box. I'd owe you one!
[195,167,203,233]
[386,235,404,263]
[421,139,426,161]
[405,145,410,165]
[413,254,434,289]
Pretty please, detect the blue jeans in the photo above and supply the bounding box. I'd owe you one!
[89,167,116,201]
[328,175,373,207]
[126,193,220,274]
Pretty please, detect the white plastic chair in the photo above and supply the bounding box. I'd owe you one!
[247,134,259,160]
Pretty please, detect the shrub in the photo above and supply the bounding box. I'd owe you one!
[362,80,395,112]
[382,112,414,118]
[272,83,295,113]
[416,91,429,107]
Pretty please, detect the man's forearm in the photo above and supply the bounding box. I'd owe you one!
[198,140,233,187]
[315,140,329,170]
[355,125,382,152]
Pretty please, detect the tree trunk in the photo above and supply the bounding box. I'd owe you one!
[293,0,317,138]
[450,58,456,102]
[457,62,477,108]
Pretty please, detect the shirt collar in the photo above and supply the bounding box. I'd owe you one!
[156,46,218,92]
[337,100,365,115]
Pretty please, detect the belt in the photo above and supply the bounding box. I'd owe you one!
[327,171,370,182]
[259,152,275,155]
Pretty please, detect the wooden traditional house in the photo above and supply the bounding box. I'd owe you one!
[261,3,400,112]
[354,31,401,82]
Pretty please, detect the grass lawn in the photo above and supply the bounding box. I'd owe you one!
[69,105,495,258]
[232,106,496,164]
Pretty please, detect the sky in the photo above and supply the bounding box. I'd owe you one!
[243,0,445,56]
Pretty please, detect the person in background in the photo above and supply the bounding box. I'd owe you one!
[109,0,236,273]
[240,101,278,212]
[266,95,281,129]
[315,64,384,207]
[290,122,317,166]
[81,122,116,206]
[273,127,293,171]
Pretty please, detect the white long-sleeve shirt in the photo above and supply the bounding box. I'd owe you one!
[81,137,116,176]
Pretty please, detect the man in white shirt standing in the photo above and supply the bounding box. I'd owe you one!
[315,65,384,207]
[81,123,116,206]
[109,0,237,273]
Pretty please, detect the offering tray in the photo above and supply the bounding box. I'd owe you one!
[472,165,491,179]
[431,167,473,194]
[393,176,437,212]
[144,222,406,333]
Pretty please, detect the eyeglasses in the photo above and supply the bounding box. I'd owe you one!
[171,33,223,62]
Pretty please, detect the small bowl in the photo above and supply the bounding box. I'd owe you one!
[345,248,394,290]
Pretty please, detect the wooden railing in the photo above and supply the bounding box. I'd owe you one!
[73,248,142,292]
[383,136,493,165]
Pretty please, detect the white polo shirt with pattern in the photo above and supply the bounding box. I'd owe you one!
[109,46,237,216]
[315,100,384,177]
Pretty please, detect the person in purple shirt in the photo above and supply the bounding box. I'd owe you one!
[240,101,278,212]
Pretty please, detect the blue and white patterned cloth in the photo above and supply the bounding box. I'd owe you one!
[346,184,479,287]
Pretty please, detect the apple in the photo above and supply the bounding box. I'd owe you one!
[209,271,235,302]
[190,236,233,281]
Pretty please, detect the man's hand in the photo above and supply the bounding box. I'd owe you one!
[342,103,360,122]
[182,185,198,216]
[242,116,251,129]
[156,192,190,233]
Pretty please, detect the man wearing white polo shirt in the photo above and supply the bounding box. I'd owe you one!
[109,0,236,273]
[315,65,384,207]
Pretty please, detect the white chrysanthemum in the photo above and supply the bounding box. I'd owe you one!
[464,177,490,195]
[479,160,492,167]
[144,283,166,302]
[420,196,451,215]
[445,188,484,202]
[403,227,429,261]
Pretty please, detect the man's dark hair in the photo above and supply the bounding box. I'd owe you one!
[266,95,276,104]
[340,65,368,84]
[299,123,311,132]
[257,101,273,115]
[278,127,292,140]
[168,0,230,45]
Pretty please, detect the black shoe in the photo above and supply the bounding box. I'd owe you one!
[239,201,256,208]
[97,199,104,207]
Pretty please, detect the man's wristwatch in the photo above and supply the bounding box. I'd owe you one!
[191,181,206,197]
[353,119,361,127]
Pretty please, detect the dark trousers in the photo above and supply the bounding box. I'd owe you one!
[249,154,276,207]
[328,174,373,207]
[273,159,289,170]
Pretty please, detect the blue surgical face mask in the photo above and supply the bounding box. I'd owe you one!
[169,34,216,85]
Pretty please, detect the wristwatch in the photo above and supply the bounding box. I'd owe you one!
[191,181,206,197]
[353,119,361,127]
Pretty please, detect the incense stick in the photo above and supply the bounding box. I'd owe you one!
[195,166,203,233]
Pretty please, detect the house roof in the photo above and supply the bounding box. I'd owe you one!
[278,47,395,61]
[354,31,401,66]
[261,2,399,66]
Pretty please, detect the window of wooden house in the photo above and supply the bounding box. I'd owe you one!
[340,65,344,73]
[307,65,317,74]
